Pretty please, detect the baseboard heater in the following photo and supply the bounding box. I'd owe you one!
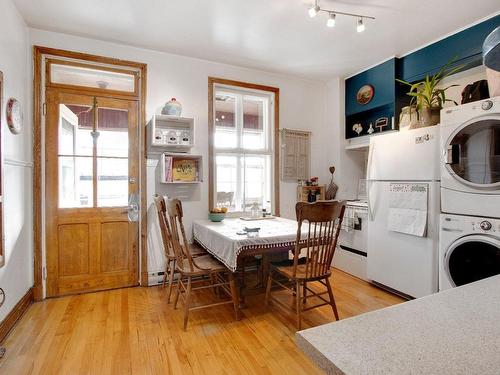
[339,245,367,257]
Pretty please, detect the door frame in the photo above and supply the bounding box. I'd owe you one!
[33,46,148,301]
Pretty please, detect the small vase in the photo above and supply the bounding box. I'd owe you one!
[162,98,182,116]
[418,107,440,127]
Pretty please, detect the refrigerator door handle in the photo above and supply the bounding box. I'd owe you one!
[367,180,373,221]
[366,141,374,181]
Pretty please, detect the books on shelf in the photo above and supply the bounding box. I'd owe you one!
[172,159,198,182]
[164,155,173,182]
[163,154,199,183]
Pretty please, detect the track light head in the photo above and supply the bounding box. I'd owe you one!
[357,18,365,32]
[309,4,320,18]
[327,13,336,28]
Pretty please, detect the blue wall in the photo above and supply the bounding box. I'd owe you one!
[344,15,500,139]
[401,15,500,82]
[345,59,396,116]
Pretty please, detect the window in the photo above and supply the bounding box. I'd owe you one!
[57,102,130,208]
[209,78,279,215]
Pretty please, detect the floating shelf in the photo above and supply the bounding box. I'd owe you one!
[160,152,203,184]
[345,129,398,150]
[147,114,194,155]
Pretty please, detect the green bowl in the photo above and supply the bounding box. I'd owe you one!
[208,212,225,222]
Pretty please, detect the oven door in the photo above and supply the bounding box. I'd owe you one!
[445,115,500,190]
[444,234,500,287]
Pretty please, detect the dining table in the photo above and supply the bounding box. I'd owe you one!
[192,216,309,304]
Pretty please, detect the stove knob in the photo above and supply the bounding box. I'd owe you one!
[481,100,493,111]
[480,221,492,231]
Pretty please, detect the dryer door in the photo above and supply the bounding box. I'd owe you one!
[445,235,500,287]
[445,116,500,190]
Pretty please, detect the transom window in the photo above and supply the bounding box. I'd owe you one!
[210,80,279,215]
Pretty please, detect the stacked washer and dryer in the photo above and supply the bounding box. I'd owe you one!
[439,96,500,290]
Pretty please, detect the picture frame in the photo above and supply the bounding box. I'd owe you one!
[356,84,375,105]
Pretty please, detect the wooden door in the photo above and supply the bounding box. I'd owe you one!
[45,89,139,297]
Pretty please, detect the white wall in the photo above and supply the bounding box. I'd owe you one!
[0,0,32,321]
[28,28,333,275]
[325,78,366,201]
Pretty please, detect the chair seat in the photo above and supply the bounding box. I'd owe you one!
[274,263,331,280]
[189,243,207,257]
[178,255,228,275]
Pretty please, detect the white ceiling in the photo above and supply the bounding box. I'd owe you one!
[13,0,500,80]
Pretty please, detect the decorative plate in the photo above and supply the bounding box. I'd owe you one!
[6,98,22,134]
[356,85,374,105]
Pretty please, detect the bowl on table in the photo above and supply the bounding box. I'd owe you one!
[208,212,226,222]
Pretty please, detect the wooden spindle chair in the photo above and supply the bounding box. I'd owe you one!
[153,194,205,303]
[166,198,240,330]
[265,201,346,330]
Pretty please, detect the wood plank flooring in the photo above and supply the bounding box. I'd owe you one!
[0,269,404,374]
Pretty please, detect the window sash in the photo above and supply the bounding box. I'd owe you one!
[213,86,275,214]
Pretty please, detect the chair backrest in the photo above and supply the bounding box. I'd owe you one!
[153,194,176,259]
[293,201,346,279]
[165,198,195,272]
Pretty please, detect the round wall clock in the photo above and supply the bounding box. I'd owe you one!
[6,97,23,134]
[356,84,375,105]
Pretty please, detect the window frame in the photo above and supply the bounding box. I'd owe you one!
[208,77,280,216]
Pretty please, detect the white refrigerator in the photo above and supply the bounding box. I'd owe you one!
[366,127,440,298]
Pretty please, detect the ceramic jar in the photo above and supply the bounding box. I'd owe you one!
[161,98,182,116]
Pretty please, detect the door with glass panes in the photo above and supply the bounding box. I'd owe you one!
[45,89,139,297]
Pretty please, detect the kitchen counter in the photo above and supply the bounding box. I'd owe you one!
[296,275,500,375]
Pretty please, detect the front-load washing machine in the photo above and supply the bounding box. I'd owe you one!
[440,96,500,218]
[439,213,500,291]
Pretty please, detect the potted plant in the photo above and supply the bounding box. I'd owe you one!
[396,61,463,127]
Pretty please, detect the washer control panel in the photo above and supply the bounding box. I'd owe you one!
[442,215,500,234]
[471,219,498,233]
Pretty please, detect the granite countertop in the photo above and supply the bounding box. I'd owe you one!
[296,275,500,375]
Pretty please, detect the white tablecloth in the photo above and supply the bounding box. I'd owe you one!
[193,217,306,271]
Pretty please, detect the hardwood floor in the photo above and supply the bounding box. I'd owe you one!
[0,268,404,374]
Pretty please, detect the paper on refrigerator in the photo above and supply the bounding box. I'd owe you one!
[387,183,428,237]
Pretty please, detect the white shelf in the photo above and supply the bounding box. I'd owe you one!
[160,152,203,184]
[345,130,398,150]
[147,114,194,154]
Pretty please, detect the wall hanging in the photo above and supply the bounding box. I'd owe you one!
[281,128,311,181]
[6,97,23,134]
[356,84,374,105]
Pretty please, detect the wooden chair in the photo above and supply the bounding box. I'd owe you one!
[166,198,240,330]
[153,194,205,303]
[265,201,346,330]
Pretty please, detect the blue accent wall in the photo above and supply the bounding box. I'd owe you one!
[344,14,500,139]
[401,15,500,82]
[345,59,396,116]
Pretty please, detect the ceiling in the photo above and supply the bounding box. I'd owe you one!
[13,0,500,80]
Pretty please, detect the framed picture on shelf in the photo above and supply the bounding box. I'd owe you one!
[356,84,374,105]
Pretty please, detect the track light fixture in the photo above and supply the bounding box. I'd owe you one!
[357,18,365,33]
[327,13,336,28]
[308,0,320,18]
[307,1,374,32]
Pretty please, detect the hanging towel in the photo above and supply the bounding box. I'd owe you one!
[387,183,428,237]
[341,206,360,232]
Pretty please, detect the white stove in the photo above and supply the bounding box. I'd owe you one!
[333,200,368,280]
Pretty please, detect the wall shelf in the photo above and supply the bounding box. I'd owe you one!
[147,114,194,155]
[160,153,203,184]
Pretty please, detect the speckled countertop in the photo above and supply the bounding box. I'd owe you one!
[296,275,500,375]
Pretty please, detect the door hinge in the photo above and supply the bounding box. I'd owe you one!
[43,266,47,280]
[42,102,47,116]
